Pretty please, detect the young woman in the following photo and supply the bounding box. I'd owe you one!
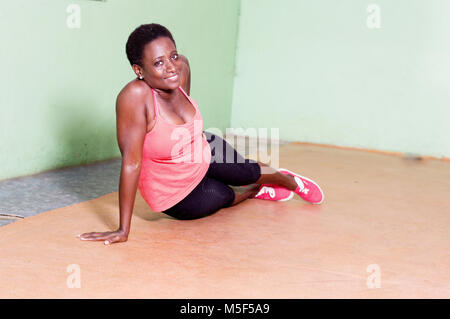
[79,24,324,245]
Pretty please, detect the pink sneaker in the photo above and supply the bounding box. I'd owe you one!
[279,168,324,204]
[254,184,294,201]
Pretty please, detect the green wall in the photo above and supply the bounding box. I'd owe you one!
[3,0,450,181]
[0,0,240,180]
[231,0,450,158]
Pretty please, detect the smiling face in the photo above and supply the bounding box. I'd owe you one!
[134,36,181,90]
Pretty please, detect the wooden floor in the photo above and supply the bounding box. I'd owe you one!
[0,143,449,298]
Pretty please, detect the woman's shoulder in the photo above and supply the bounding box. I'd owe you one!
[116,79,154,116]
[117,79,152,102]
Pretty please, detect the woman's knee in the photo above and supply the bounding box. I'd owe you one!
[224,161,261,186]
[163,177,235,219]
[241,160,262,185]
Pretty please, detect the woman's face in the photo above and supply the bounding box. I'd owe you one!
[137,36,181,90]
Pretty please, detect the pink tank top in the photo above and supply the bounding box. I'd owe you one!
[138,87,211,211]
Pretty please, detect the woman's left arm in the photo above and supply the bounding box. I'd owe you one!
[178,54,191,95]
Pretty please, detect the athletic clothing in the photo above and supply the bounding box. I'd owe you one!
[138,87,211,212]
[162,132,261,220]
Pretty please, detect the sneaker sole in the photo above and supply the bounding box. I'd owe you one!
[279,168,325,204]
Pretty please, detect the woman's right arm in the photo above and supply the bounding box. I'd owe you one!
[79,85,147,245]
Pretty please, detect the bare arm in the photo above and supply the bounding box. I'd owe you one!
[116,87,147,235]
[79,85,147,245]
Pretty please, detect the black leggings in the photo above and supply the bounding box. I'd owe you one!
[162,132,261,220]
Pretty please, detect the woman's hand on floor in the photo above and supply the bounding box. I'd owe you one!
[77,230,128,245]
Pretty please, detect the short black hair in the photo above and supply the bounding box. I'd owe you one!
[125,23,176,66]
